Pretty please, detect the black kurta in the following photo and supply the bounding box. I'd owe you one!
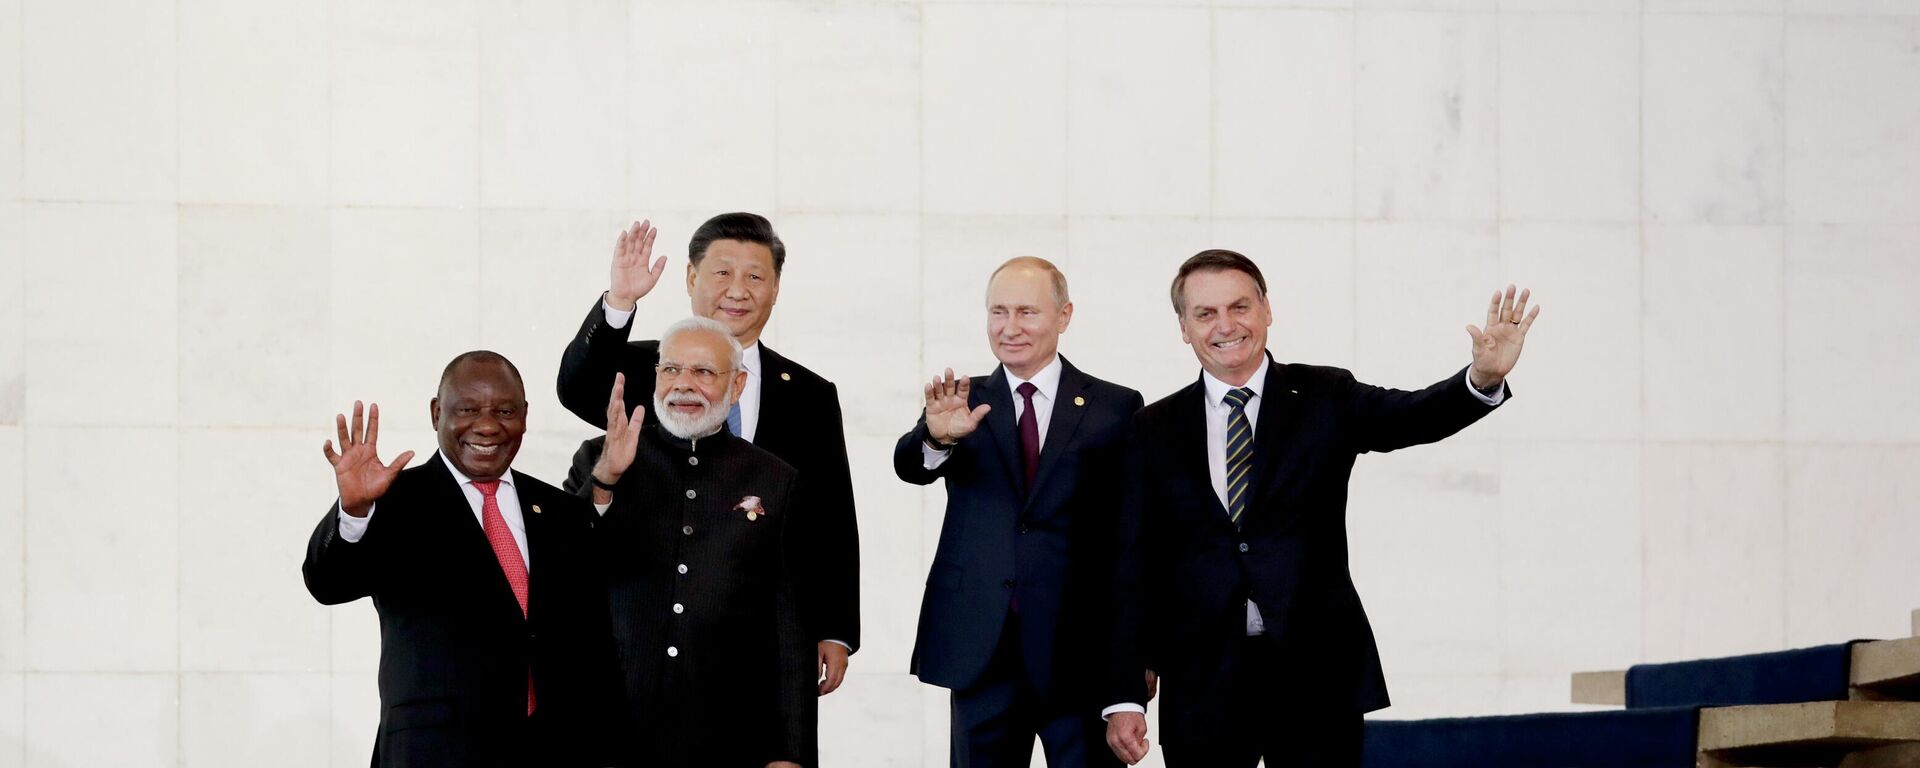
[599,425,816,767]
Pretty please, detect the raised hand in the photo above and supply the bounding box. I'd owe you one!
[1466,284,1541,390]
[593,373,645,486]
[323,401,415,518]
[923,368,991,444]
[607,219,667,311]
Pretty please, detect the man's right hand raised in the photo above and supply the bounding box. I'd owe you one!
[923,368,991,445]
[593,373,645,489]
[323,401,414,518]
[608,219,667,312]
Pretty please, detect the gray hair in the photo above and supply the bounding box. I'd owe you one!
[659,316,744,372]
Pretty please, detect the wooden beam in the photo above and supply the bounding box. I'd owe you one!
[1698,701,1920,753]
[1570,670,1626,706]
[1853,637,1920,699]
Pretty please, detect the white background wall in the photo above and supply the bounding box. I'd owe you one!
[3,0,1919,765]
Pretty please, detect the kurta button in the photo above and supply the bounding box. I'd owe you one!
[688,456,699,466]
[682,525,694,536]
[1002,579,1015,588]
[673,603,684,614]
[677,563,688,574]
[685,489,696,499]
[1238,543,1250,553]
[667,646,679,658]
[1018,524,1029,535]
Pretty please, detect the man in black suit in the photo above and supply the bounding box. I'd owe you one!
[585,317,815,768]
[896,257,1143,768]
[303,351,615,768]
[1104,251,1541,767]
[556,214,860,695]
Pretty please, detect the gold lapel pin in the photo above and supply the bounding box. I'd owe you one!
[1073,396,1086,406]
[531,504,542,515]
[780,372,792,381]
[1289,390,1299,395]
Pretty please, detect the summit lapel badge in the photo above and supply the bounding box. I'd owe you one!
[1074,396,1085,406]
[780,372,791,381]
[531,504,542,515]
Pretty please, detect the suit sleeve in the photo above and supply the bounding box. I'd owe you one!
[892,417,948,486]
[303,503,380,606]
[562,436,604,500]
[1107,410,1158,707]
[808,383,862,652]
[773,475,821,766]
[556,296,635,429]
[1344,364,1508,455]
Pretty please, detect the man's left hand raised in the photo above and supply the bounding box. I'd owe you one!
[1467,283,1540,391]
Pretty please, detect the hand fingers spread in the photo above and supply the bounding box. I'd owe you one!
[1520,304,1541,333]
[1485,288,1502,329]
[366,403,381,446]
[335,413,350,450]
[1512,287,1531,323]
[323,441,340,464]
[350,401,366,444]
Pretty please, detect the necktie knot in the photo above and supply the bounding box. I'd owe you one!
[1016,381,1037,401]
[1224,387,1254,410]
[471,479,500,498]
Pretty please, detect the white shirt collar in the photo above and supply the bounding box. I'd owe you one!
[1006,355,1064,401]
[437,450,516,489]
[740,341,762,377]
[1200,356,1270,408]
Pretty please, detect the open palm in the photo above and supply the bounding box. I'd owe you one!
[323,401,414,517]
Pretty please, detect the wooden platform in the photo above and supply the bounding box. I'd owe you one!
[1698,701,1920,768]
[1569,637,1920,707]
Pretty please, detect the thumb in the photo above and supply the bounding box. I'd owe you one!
[631,405,645,426]
[970,403,992,423]
[387,450,415,472]
[1465,324,1484,343]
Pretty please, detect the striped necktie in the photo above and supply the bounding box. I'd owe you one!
[1223,387,1256,527]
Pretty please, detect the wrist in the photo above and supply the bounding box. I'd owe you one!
[605,290,637,312]
[590,471,619,490]
[924,433,956,451]
[1469,370,1502,393]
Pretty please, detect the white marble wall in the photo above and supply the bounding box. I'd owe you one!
[4,1,1920,766]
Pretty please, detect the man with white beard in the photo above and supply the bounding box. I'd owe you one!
[585,317,816,768]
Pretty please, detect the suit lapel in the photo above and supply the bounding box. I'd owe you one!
[515,471,549,621]
[429,454,527,625]
[977,367,1025,497]
[1170,379,1231,524]
[1249,358,1305,520]
[1024,358,1091,511]
[753,344,791,449]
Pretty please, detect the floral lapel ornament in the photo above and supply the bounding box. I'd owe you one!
[736,495,766,522]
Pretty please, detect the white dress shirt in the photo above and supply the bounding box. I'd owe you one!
[922,355,1062,470]
[336,451,530,568]
[1102,360,1507,720]
[603,298,762,442]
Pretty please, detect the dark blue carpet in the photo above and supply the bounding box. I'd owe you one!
[1625,642,1855,709]
[1362,707,1700,768]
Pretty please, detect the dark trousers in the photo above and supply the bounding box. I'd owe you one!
[950,616,1120,768]
[1161,636,1364,768]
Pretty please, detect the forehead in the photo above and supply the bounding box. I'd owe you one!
[986,266,1053,306]
[660,331,731,365]
[1181,269,1262,308]
[699,239,776,271]
[442,361,525,401]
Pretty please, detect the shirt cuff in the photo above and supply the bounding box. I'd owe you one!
[1101,703,1147,720]
[921,440,951,470]
[336,501,374,543]
[601,295,634,330]
[593,502,611,517]
[1465,368,1506,406]
[823,639,852,652]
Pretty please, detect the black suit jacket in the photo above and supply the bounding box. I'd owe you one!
[1109,359,1506,746]
[557,298,861,651]
[893,358,1143,704]
[599,426,816,767]
[303,454,616,768]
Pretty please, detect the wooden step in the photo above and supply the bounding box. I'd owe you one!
[1911,609,1918,638]
[1853,637,1920,700]
[1697,701,1920,768]
[1571,669,1626,706]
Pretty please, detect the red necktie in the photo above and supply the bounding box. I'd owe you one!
[1016,382,1040,492]
[471,480,535,715]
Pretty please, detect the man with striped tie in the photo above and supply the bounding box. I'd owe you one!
[1103,250,1540,767]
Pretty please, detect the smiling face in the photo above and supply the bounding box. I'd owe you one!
[652,326,748,439]
[985,263,1072,379]
[1176,268,1273,386]
[431,359,527,482]
[686,239,780,347]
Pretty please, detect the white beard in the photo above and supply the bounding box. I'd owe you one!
[654,390,731,440]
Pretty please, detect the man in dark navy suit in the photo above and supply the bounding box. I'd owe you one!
[1104,250,1541,767]
[896,257,1143,768]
